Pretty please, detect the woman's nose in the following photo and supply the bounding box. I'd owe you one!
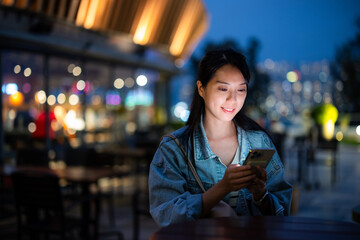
[227,91,237,102]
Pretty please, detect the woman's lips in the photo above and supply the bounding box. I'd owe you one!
[222,107,235,113]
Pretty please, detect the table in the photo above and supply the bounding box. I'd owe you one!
[150,216,360,240]
[1,165,128,239]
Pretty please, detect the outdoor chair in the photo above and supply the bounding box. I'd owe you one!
[11,170,100,240]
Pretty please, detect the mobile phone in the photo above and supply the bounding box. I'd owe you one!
[243,149,275,168]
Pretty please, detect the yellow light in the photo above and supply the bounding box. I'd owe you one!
[286,71,298,83]
[9,92,24,106]
[335,131,343,141]
[322,119,334,141]
[84,0,100,29]
[133,0,167,45]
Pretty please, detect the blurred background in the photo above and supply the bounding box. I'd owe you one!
[0,0,360,240]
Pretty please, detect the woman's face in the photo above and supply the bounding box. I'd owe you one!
[198,64,247,124]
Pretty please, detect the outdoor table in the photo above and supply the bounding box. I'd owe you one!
[1,165,128,239]
[150,216,360,240]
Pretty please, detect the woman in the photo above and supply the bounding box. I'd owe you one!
[149,49,292,227]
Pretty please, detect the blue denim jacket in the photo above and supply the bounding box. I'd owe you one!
[149,121,293,227]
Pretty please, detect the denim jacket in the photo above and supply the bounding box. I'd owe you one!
[149,121,293,227]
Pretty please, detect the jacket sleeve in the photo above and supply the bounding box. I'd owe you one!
[148,141,203,227]
[250,134,293,216]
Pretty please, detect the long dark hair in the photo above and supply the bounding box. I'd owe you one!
[186,48,268,136]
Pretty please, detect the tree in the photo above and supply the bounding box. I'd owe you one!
[334,17,360,113]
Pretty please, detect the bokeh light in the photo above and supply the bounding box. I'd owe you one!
[136,75,148,86]
[114,78,125,89]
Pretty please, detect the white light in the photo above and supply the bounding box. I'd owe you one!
[28,122,36,133]
[173,102,188,118]
[57,93,66,104]
[76,80,86,91]
[356,125,360,136]
[24,67,32,77]
[69,94,79,105]
[14,65,21,74]
[114,78,125,89]
[72,66,82,76]
[47,95,56,106]
[5,83,18,95]
[36,90,47,104]
[136,75,147,86]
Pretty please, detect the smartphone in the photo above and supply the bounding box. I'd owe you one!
[244,149,275,168]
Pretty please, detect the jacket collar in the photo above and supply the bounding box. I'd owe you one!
[193,115,251,162]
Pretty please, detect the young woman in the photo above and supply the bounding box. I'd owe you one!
[149,49,293,227]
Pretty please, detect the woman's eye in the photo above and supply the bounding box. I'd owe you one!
[238,88,247,92]
[218,88,227,91]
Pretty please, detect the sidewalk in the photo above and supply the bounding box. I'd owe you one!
[289,143,360,222]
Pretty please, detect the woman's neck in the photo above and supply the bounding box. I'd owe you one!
[202,116,237,140]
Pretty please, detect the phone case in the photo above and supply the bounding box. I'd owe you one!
[244,149,275,168]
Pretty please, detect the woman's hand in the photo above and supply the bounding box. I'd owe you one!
[246,166,267,200]
[220,164,256,193]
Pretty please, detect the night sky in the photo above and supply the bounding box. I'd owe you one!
[195,0,360,64]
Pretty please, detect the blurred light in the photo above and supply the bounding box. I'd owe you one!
[5,83,18,95]
[180,110,190,122]
[51,121,61,131]
[313,92,322,103]
[125,77,135,88]
[76,80,86,91]
[286,71,298,83]
[64,110,85,131]
[72,66,82,76]
[319,72,327,82]
[282,81,291,92]
[69,94,79,105]
[14,65,21,74]
[106,92,121,105]
[91,95,102,105]
[114,78,124,89]
[264,59,275,69]
[54,106,66,122]
[322,119,334,141]
[57,93,66,104]
[125,89,153,108]
[335,81,343,91]
[136,75,148,86]
[125,122,137,134]
[24,68,32,77]
[9,92,24,106]
[292,81,302,93]
[356,125,360,136]
[265,95,276,108]
[175,59,185,68]
[35,90,47,104]
[28,122,36,133]
[173,102,188,118]
[22,83,31,93]
[67,64,76,73]
[47,95,56,106]
[335,131,343,141]
[8,109,16,120]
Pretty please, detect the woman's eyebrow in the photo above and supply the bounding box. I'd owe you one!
[215,80,247,85]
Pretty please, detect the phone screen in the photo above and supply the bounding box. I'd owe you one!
[244,149,275,168]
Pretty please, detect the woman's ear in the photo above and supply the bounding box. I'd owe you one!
[197,80,204,98]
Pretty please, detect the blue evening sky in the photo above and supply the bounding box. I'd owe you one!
[194,0,360,64]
